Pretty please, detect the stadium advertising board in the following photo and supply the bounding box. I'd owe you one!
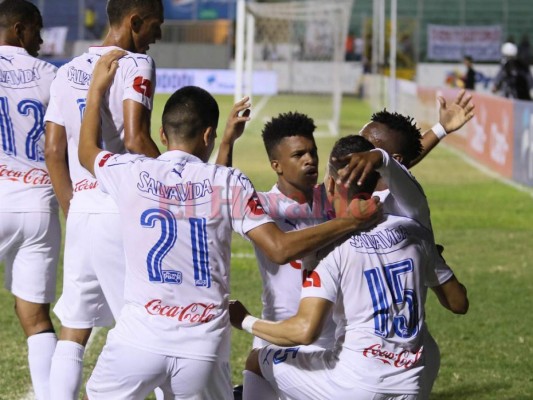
[427,25,502,61]
[442,92,514,178]
[163,0,235,20]
[156,68,277,95]
[513,101,533,186]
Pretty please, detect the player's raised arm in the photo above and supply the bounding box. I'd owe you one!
[79,50,126,176]
[230,298,332,346]
[215,96,251,167]
[410,89,475,168]
[247,196,381,265]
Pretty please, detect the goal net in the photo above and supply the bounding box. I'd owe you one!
[235,0,354,136]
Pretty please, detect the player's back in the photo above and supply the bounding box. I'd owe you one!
[93,149,270,361]
[45,46,155,213]
[318,214,438,394]
[0,45,57,212]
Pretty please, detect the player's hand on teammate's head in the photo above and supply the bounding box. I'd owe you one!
[229,300,251,330]
[89,50,127,95]
[333,150,383,188]
[222,96,252,145]
[438,89,475,134]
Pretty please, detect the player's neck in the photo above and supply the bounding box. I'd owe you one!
[101,28,133,52]
[276,180,313,205]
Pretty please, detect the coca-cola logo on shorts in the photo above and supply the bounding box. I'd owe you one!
[144,299,217,324]
[362,343,422,369]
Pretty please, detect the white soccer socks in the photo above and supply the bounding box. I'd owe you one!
[27,332,57,400]
[49,340,85,400]
[242,370,278,400]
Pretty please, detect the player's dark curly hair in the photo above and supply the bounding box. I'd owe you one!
[329,135,379,197]
[107,0,163,26]
[0,0,41,28]
[371,109,422,166]
[162,86,219,141]
[262,112,316,160]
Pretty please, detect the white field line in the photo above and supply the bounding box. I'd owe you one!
[21,327,103,400]
[441,143,533,199]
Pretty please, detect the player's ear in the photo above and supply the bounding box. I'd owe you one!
[391,153,403,165]
[130,14,143,33]
[325,175,336,200]
[159,127,168,147]
[13,21,24,44]
[270,159,282,175]
[202,126,214,146]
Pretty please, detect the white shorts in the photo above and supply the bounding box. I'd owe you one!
[259,345,418,400]
[54,212,125,328]
[87,330,215,399]
[0,212,60,303]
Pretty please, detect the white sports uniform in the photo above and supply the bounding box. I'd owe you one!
[259,151,454,400]
[0,45,59,303]
[253,185,336,349]
[86,150,272,398]
[44,46,155,327]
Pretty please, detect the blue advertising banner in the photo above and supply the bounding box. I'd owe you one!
[513,101,533,187]
[163,0,236,20]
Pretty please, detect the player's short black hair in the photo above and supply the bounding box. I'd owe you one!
[329,135,379,198]
[262,112,316,160]
[464,55,473,63]
[0,0,41,28]
[370,109,422,166]
[162,86,219,142]
[106,0,163,26]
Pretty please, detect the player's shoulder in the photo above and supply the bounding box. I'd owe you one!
[119,51,155,70]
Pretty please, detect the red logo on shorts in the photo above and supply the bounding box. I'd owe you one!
[98,152,113,167]
[133,76,152,98]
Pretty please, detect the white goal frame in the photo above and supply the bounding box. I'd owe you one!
[235,0,354,136]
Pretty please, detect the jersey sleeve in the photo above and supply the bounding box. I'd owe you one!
[229,169,273,238]
[301,250,340,303]
[375,148,431,229]
[120,54,156,110]
[93,151,141,199]
[44,72,65,126]
[424,242,455,287]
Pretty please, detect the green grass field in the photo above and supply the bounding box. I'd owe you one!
[1,94,532,399]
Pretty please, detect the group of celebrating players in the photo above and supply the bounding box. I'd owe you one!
[0,0,475,399]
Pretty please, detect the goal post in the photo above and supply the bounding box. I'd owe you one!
[235,0,354,136]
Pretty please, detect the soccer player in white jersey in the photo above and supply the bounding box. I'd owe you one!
[0,2,58,398]
[230,135,469,400]
[252,112,336,350]
[43,1,164,398]
[76,51,381,399]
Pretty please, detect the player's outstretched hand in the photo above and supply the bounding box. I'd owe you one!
[229,300,251,330]
[333,150,383,188]
[438,89,475,134]
[222,97,251,146]
[89,49,127,95]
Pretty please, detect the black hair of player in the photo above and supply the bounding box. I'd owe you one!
[0,0,41,28]
[329,135,379,198]
[370,109,423,166]
[106,0,163,26]
[262,112,316,160]
[162,86,219,142]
